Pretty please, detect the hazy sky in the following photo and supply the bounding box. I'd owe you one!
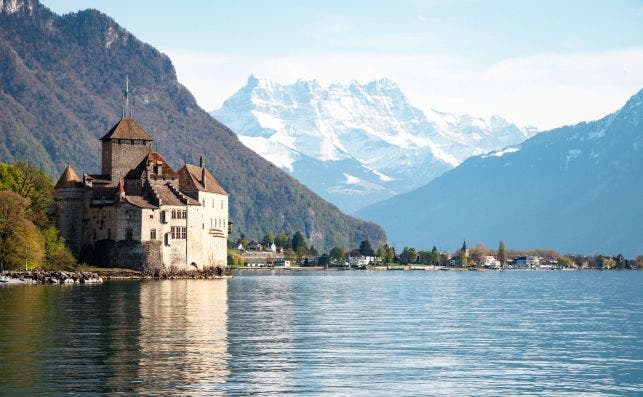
[43,0,643,129]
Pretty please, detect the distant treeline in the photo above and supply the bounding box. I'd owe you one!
[231,233,642,270]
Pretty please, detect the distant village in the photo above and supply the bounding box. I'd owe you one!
[230,235,643,271]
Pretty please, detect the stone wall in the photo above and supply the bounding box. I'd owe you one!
[102,139,151,181]
[87,239,163,272]
[53,187,84,256]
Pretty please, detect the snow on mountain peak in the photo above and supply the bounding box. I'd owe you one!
[213,76,535,212]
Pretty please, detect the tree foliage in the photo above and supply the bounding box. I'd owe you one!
[227,251,244,268]
[359,240,375,256]
[498,240,507,266]
[329,247,347,262]
[0,163,75,270]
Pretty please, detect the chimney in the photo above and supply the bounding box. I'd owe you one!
[201,167,207,190]
[199,155,204,168]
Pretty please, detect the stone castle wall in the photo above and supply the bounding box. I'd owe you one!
[54,187,84,255]
[102,140,151,181]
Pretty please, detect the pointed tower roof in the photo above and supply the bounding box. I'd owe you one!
[117,179,125,194]
[54,164,82,189]
[100,117,154,141]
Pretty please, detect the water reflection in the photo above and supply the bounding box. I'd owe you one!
[0,279,229,395]
[137,279,229,394]
[2,272,643,395]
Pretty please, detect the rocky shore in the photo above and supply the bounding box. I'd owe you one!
[0,271,103,284]
[97,268,229,280]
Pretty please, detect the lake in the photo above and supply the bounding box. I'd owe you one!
[1,270,642,396]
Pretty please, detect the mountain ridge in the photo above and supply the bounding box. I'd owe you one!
[357,88,643,257]
[213,76,535,212]
[0,0,386,252]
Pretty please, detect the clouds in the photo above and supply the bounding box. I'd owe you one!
[167,47,643,130]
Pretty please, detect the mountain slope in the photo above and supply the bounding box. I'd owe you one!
[0,0,386,252]
[213,76,534,212]
[357,90,643,257]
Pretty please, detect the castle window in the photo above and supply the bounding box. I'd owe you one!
[170,226,186,239]
[221,200,223,209]
[160,211,166,223]
[165,233,170,246]
[126,228,133,240]
[171,209,177,219]
[212,200,215,208]
[126,210,133,220]
[182,210,187,219]
[150,229,157,240]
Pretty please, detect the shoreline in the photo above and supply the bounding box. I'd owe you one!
[0,268,230,284]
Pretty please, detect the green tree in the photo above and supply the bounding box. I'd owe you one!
[399,247,418,264]
[42,226,76,270]
[459,248,468,268]
[0,162,54,228]
[329,246,347,263]
[0,190,44,270]
[430,246,439,265]
[498,240,507,267]
[359,240,374,256]
[276,233,291,249]
[227,251,244,268]
[557,256,574,267]
[261,233,275,245]
[291,231,305,250]
[318,253,331,266]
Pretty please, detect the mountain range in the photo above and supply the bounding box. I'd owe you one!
[213,76,535,212]
[0,0,386,252]
[357,89,643,257]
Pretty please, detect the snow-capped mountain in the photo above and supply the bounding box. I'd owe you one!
[357,89,643,257]
[212,76,535,212]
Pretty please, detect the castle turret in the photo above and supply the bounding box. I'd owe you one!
[116,179,126,202]
[100,117,153,182]
[54,165,84,256]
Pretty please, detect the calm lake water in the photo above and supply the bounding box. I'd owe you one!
[1,270,642,396]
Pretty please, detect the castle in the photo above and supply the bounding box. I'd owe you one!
[53,117,229,272]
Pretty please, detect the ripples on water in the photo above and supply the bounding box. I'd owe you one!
[0,271,642,396]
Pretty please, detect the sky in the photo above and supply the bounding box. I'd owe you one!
[42,0,643,130]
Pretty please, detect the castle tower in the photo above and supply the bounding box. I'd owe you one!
[54,165,84,255]
[100,117,153,181]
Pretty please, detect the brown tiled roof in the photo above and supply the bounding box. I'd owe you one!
[125,152,178,180]
[100,117,154,141]
[54,165,82,189]
[124,195,158,209]
[179,164,227,195]
[152,183,199,206]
